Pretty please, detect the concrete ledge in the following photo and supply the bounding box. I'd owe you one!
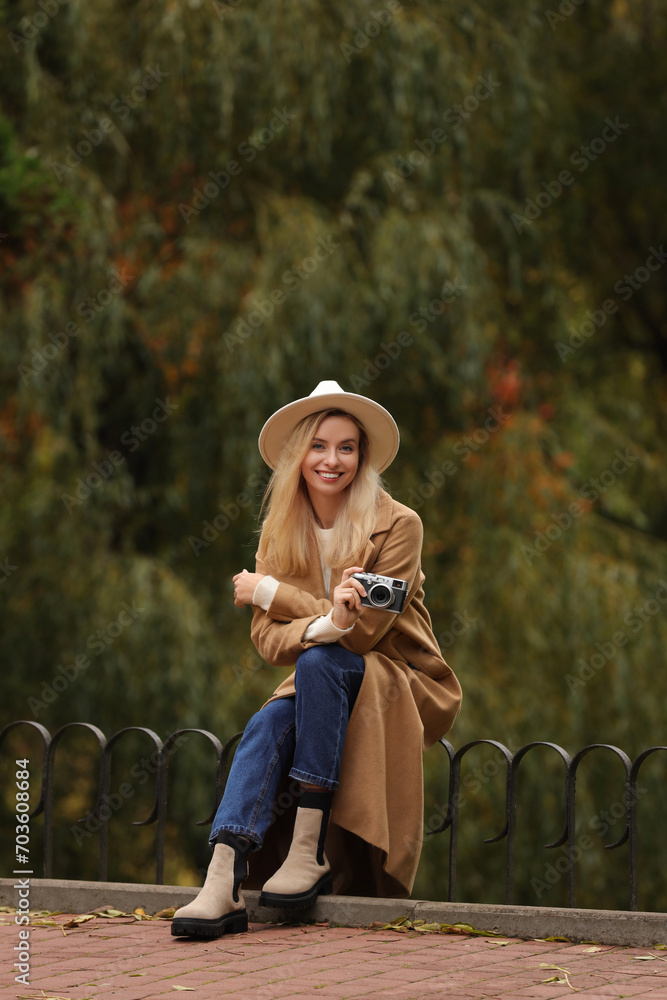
[1,878,666,948]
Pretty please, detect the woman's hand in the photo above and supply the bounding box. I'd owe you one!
[332,566,367,630]
[233,569,265,608]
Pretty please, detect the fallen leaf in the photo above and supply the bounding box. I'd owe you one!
[539,964,577,990]
[583,946,603,953]
[381,921,409,932]
[63,914,96,929]
[95,908,127,918]
[632,955,660,961]
[172,987,196,992]
[154,907,177,919]
[445,922,503,937]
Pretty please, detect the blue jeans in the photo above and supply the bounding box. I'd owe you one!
[210,644,365,848]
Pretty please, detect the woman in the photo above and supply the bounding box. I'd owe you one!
[172,380,462,938]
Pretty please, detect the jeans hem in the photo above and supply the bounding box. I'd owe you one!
[289,767,339,791]
[209,825,263,850]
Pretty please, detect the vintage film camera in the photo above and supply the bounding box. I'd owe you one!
[352,572,408,614]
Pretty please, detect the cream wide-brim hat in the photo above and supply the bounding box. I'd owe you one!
[258,380,400,472]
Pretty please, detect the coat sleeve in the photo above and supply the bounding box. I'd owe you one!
[250,598,335,666]
[339,508,424,656]
[250,549,335,666]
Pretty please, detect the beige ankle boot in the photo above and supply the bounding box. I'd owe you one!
[260,791,333,909]
[171,833,250,937]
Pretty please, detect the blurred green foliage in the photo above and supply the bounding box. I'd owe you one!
[1,0,666,909]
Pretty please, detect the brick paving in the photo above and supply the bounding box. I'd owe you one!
[2,910,667,999]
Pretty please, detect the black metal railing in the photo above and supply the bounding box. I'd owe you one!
[0,720,243,885]
[1,721,665,911]
[430,738,667,911]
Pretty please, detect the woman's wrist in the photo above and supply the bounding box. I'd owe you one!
[331,608,348,631]
[332,607,358,630]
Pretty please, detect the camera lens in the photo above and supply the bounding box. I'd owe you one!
[368,583,392,608]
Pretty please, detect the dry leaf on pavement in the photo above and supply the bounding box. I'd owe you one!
[63,914,96,929]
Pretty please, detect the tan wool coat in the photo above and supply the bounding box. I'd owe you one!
[245,489,462,898]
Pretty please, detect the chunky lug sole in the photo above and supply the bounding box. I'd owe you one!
[171,907,248,938]
[259,871,333,910]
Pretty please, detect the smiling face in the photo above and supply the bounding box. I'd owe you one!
[300,414,361,511]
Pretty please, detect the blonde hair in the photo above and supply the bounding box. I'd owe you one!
[258,409,382,577]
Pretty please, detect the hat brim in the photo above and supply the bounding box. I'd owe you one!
[259,391,399,473]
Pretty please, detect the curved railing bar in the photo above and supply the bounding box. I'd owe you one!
[102,727,164,827]
[432,739,513,902]
[570,744,633,849]
[157,730,216,882]
[44,722,108,879]
[98,727,164,882]
[505,742,572,904]
[431,739,456,898]
[628,746,667,911]
[431,736,456,825]
[430,739,512,837]
[567,743,633,908]
[630,745,667,777]
[437,738,456,765]
[0,720,52,821]
[153,729,226,882]
[161,729,226,829]
[510,742,572,849]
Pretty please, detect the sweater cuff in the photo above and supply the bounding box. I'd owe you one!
[253,575,280,610]
[303,609,356,643]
